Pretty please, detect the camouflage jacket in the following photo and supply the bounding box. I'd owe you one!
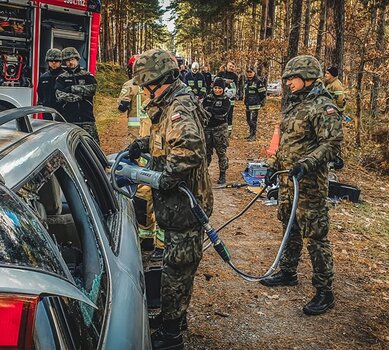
[117,78,147,118]
[325,77,346,111]
[270,81,343,175]
[137,80,213,231]
[55,65,97,123]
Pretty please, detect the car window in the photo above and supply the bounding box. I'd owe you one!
[75,138,121,255]
[0,185,68,279]
[16,152,108,343]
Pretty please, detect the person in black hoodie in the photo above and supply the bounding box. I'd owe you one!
[37,48,64,119]
[202,77,231,184]
[244,66,266,141]
[55,47,99,143]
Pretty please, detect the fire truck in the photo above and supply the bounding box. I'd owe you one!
[0,0,100,110]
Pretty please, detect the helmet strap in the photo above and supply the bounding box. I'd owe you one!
[144,71,176,99]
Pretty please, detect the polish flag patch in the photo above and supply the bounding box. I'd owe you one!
[171,113,181,121]
[325,107,336,115]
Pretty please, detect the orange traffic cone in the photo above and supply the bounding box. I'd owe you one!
[266,124,280,156]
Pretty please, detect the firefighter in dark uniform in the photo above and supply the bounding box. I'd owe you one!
[201,65,213,94]
[243,66,267,141]
[127,48,213,350]
[55,47,99,143]
[202,77,231,184]
[217,61,238,135]
[184,62,207,100]
[262,55,343,316]
[37,48,64,118]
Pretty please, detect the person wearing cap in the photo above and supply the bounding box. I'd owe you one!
[55,47,99,143]
[184,62,207,100]
[202,77,231,184]
[37,48,64,119]
[125,48,213,349]
[324,66,346,112]
[243,66,267,141]
[261,55,343,316]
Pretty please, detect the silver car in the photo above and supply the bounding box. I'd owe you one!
[267,80,282,96]
[0,107,151,349]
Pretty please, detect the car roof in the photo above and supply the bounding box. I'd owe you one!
[0,107,83,189]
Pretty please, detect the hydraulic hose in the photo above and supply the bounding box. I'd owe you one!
[178,172,300,282]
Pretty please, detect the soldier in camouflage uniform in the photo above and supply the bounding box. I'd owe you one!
[55,47,100,144]
[126,48,213,350]
[261,55,343,316]
[202,77,231,184]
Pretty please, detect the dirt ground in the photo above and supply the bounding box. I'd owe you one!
[96,95,389,350]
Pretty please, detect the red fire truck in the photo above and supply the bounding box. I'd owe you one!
[0,0,100,110]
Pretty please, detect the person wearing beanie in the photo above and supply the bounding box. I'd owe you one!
[202,77,231,184]
[37,48,65,119]
[243,66,267,141]
[324,66,346,111]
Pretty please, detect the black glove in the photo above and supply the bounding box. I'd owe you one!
[126,140,142,160]
[118,100,130,112]
[264,167,277,187]
[288,163,306,181]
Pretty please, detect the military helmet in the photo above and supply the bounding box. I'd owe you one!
[62,47,81,61]
[282,55,323,80]
[45,48,62,62]
[133,48,179,87]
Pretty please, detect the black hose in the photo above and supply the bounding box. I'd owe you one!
[178,172,300,282]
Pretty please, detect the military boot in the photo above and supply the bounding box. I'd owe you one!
[151,318,183,350]
[248,133,256,141]
[217,171,226,185]
[149,313,188,331]
[303,289,335,315]
[260,270,298,287]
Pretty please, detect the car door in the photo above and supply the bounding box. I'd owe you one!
[0,183,97,350]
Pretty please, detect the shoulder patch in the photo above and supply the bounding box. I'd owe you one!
[171,113,182,121]
[325,106,337,115]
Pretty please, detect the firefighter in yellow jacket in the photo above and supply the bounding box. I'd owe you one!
[117,54,164,261]
[324,66,346,112]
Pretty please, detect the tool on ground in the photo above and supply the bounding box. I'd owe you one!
[110,152,300,282]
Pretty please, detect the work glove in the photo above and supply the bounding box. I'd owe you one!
[118,100,130,112]
[288,163,306,181]
[125,140,142,160]
[264,167,277,187]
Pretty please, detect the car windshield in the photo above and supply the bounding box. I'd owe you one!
[0,185,68,279]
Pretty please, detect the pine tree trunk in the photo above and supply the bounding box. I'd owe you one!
[331,0,345,77]
[315,0,326,59]
[260,0,268,40]
[370,4,386,119]
[303,0,311,48]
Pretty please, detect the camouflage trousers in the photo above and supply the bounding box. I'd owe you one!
[278,178,334,291]
[245,109,258,135]
[161,228,204,320]
[74,122,100,145]
[205,123,229,173]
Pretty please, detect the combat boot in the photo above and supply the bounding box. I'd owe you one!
[260,270,298,287]
[303,289,335,315]
[151,318,183,350]
[248,133,256,141]
[150,248,164,262]
[217,171,226,184]
[149,313,188,331]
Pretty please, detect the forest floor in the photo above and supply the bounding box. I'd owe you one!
[95,94,389,350]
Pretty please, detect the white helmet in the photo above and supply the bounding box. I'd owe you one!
[191,62,199,72]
